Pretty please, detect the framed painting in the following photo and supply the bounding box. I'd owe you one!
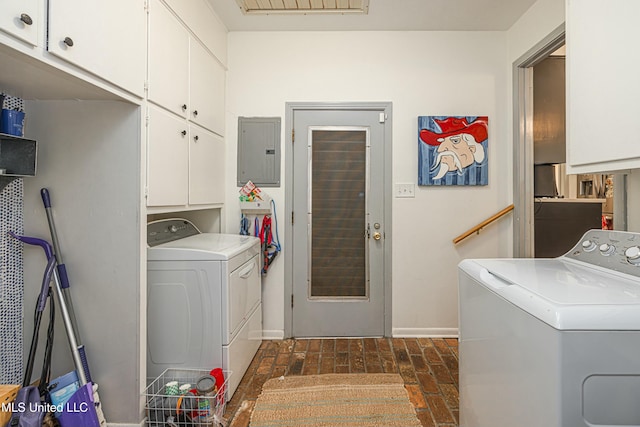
[418,116,488,186]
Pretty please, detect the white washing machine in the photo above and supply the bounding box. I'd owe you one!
[146,218,262,400]
[458,229,640,427]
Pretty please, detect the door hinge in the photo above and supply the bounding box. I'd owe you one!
[291,211,294,224]
[379,112,386,123]
[292,129,295,143]
[291,294,294,308]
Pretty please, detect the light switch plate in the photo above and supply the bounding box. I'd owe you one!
[395,183,415,198]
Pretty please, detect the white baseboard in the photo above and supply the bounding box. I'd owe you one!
[108,422,144,427]
[260,329,458,339]
[262,330,285,340]
[392,327,458,338]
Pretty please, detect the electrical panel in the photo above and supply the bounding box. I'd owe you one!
[237,117,280,187]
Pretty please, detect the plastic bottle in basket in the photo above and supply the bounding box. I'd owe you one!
[194,374,217,418]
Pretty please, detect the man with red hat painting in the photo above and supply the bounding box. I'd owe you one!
[418,116,489,185]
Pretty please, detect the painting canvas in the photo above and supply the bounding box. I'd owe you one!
[418,116,489,186]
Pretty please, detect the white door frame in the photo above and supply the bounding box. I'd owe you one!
[284,102,393,338]
[512,25,565,257]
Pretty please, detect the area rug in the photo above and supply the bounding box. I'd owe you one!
[250,373,422,427]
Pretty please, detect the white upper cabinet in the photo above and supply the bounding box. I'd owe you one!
[189,39,225,136]
[0,0,39,46]
[188,123,225,205]
[566,0,640,173]
[147,104,189,207]
[148,0,226,135]
[163,0,227,65]
[47,0,146,97]
[148,0,190,118]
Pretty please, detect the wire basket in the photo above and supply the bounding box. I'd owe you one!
[144,368,232,427]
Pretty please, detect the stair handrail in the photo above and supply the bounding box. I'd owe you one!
[453,204,514,244]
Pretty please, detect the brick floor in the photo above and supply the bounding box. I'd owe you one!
[225,338,459,427]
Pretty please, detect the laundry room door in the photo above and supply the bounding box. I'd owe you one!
[292,108,387,337]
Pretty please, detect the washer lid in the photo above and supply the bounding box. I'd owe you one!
[148,233,260,261]
[465,258,640,330]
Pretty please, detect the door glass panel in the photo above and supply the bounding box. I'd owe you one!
[310,130,367,298]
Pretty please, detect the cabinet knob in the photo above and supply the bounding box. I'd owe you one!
[63,37,74,47]
[193,135,199,142]
[20,13,33,26]
[181,130,187,137]
[181,104,187,111]
[193,110,198,117]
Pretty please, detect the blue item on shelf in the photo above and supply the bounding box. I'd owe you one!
[1,109,25,136]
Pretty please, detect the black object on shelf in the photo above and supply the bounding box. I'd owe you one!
[0,133,37,191]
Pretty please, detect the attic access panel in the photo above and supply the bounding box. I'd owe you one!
[235,0,369,15]
[237,117,281,187]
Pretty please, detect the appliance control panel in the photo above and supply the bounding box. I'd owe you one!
[147,218,201,247]
[564,229,640,277]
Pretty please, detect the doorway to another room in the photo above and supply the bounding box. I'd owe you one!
[513,27,626,258]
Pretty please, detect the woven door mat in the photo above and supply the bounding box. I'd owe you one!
[250,373,422,427]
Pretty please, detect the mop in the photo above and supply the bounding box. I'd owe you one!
[39,188,105,426]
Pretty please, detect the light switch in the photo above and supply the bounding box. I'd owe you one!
[395,183,415,198]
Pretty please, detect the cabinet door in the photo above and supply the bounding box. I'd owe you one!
[148,0,189,117]
[189,39,225,135]
[0,0,39,46]
[189,123,225,205]
[147,105,189,207]
[47,0,146,97]
[566,0,640,173]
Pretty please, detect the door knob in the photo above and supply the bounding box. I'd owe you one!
[373,232,381,241]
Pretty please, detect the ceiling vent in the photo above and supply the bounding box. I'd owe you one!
[234,0,369,15]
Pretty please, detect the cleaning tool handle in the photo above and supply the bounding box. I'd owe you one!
[41,187,52,208]
[41,188,71,289]
[37,257,56,312]
[56,263,71,289]
[9,232,54,260]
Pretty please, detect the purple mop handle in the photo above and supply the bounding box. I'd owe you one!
[9,232,54,312]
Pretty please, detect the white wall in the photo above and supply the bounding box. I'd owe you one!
[506,0,565,63]
[224,31,512,337]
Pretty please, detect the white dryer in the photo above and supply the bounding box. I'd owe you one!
[459,229,640,427]
[146,219,262,400]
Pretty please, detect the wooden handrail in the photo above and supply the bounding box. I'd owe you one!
[453,204,514,244]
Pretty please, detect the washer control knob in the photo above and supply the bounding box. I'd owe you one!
[625,246,640,265]
[169,225,178,233]
[582,240,597,252]
[599,243,615,256]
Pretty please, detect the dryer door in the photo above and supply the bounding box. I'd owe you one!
[147,260,223,378]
